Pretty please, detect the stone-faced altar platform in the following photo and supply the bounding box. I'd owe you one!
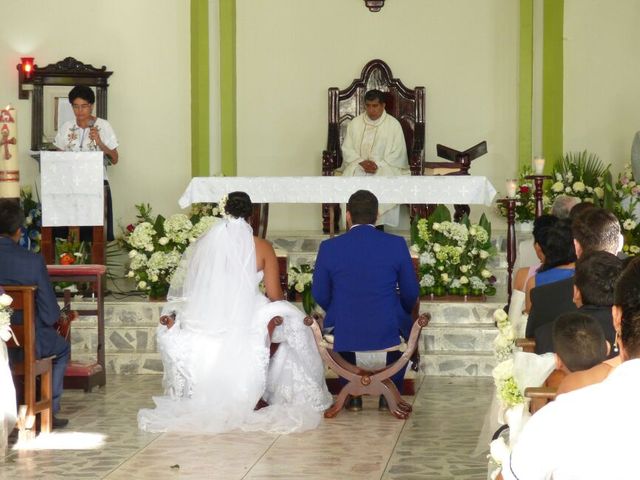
[66,229,519,378]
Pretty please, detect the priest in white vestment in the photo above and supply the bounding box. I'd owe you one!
[338,89,410,227]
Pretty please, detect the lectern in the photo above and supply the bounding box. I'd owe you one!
[40,151,107,390]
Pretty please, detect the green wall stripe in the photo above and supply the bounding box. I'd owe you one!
[542,0,564,172]
[518,0,534,169]
[219,0,236,176]
[190,0,210,177]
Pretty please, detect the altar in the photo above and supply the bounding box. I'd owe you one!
[179,176,497,235]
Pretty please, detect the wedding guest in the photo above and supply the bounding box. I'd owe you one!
[534,251,623,354]
[0,199,69,428]
[499,258,640,480]
[524,219,576,312]
[525,208,622,338]
[54,85,119,241]
[512,215,556,292]
[552,312,608,374]
[551,195,581,219]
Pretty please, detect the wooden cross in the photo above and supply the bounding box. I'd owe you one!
[1,124,16,160]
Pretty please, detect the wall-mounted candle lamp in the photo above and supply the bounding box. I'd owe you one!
[17,57,35,100]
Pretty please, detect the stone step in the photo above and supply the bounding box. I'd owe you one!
[418,302,503,325]
[422,324,497,352]
[73,352,163,375]
[421,351,497,377]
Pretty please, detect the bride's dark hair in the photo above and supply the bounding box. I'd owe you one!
[225,191,253,219]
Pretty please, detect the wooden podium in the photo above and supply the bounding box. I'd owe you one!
[40,151,107,391]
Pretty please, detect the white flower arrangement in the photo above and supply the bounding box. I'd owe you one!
[121,203,221,298]
[412,206,497,297]
[0,292,16,343]
[613,163,640,256]
[287,263,315,314]
[547,151,611,206]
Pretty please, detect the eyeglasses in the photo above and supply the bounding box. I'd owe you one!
[72,103,92,110]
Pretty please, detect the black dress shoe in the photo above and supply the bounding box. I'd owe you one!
[52,416,69,429]
[378,395,389,411]
[345,396,363,412]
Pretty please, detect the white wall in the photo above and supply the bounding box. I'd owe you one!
[236,0,520,230]
[0,0,191,231]
[564,0,640,173]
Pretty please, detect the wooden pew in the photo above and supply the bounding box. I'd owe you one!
[515,337,536,353]
[3,285,53,433]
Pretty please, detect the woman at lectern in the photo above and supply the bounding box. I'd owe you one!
[54,85,119,241]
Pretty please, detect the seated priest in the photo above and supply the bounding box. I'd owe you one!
[54,85,119,241]
[337,89,410,227]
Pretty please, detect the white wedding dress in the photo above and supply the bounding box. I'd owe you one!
[137,217,332,434]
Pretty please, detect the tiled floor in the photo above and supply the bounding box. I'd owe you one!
[1,375,494,479]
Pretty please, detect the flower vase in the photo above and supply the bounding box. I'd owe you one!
[515,221,533,233]
[148,284,169,302]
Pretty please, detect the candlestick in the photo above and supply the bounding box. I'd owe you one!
[0,105,19,198]
[533,157,545,175]
[506,179,518,198]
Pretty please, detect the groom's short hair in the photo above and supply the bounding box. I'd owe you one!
[347,190,378,225]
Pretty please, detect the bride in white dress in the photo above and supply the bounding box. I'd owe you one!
[138,192,332,434]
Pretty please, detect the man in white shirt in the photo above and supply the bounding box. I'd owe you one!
[338,89,409,227]
[499,258,640,480]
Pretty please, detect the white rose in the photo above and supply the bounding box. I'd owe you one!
[294,282,305,293]
[440,273,449,282]
[128,250,138,258]
[551,182,564,193]
[594,186,604,199]
[150,275,159,282]
[572,181,585,192]
[460,265,469,273]
[137,281,147,289]
[481,269,492,278]
[127,271,135,278]
[432,243,441,252]
[479,250,490,259]
[0,294,13,307]
[158,237,169,246]
[564,187,572,194]
[493,309,507,324]
[410,244,420,253]
[469,226,477,236]
[459,276,469,284]
[492,359,514,382]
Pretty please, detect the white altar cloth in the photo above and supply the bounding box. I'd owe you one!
[179,176,497,208]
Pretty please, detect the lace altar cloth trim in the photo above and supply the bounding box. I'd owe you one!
[179,176,497,208]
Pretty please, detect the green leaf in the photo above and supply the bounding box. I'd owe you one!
[479,213,492,239]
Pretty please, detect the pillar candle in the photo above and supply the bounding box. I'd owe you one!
[0,105,19,198]
[506,179,518,198]
[533,157,545,175]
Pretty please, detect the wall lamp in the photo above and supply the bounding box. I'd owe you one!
[17,57,35,100]
[364,0,385,12]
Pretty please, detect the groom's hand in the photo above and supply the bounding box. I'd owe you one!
[159,314,176,329]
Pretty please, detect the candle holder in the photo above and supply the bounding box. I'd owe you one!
[525,174,552,217]
[498,197,518,306]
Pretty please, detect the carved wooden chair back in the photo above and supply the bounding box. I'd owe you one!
[321,59,426,232]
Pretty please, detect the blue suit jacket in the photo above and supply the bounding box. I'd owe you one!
[312,225,419,352]
[0,236,62,357]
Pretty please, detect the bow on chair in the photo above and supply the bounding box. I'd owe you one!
[55,305,78,341]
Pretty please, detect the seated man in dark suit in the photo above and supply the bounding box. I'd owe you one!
[312,190,419,411]
[0,199,69,428]
[535,251,623,354]
[526,207,622,338]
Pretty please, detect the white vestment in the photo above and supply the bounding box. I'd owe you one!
[137,218,332,434]
[339,111,410,226]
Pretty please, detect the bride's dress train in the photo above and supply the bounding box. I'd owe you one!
[137,218,332,434]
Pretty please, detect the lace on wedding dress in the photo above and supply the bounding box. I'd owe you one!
[138,218,332,434]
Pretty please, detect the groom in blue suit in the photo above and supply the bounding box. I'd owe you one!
[312,190,419,410]
[0,199,69,428]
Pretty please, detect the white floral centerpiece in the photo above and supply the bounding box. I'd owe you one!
[411,205,497,297]
[496,166,550,225]
[121,203,220,299]
[613,163,640,256]
[547,151,611,206]
[288,263,315,314]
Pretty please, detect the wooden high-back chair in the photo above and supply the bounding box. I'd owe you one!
[321,59,426,232]
[3,285,53,433]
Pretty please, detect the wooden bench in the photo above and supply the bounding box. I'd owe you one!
[305,312,430,419]
[515,337,536,353]
[3,285,53,434]
[524,369,565,414]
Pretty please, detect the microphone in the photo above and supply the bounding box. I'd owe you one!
[87,118,95,128]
